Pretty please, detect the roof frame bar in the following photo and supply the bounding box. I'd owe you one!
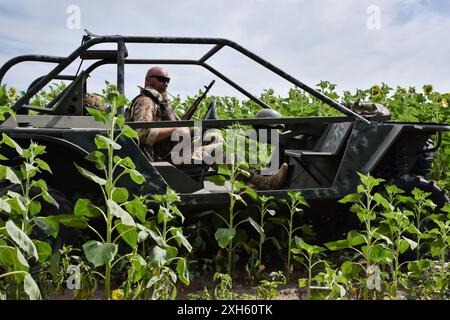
[0,34,369,124]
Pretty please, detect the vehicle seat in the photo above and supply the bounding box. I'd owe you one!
[285,122,353,156]
[284,122,353,185]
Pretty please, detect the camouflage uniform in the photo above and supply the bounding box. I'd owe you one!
[130,86,224,163]
[129,88,286,188]
[84,93,107,112]
[130,87,179,160]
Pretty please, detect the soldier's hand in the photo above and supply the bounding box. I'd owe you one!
[174,127,192,137]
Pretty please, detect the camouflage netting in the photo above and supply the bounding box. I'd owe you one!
[344,100,391,117]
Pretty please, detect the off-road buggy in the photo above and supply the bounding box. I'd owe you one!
[0,31,449,237]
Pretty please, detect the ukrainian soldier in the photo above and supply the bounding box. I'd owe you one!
[129,66,288,190]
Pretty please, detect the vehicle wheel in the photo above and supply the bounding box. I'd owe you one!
[412,138,436,176]
[0,184,79,252]
[385,174,448,260]
[386,174,448,210]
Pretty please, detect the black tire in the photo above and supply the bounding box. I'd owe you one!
[385,174,448,261]
[412,138,436,176]
[387,174,448,210]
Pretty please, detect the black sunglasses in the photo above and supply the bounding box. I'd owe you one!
[151,75,171,84]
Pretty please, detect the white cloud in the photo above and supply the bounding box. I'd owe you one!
[0,0,448,103]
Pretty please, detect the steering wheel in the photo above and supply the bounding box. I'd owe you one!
[203,98,217,120]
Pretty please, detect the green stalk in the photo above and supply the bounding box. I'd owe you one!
[227,163,236,275]
[22,156,32,232]
[439,226,448,278]
[104,112,116,300]
[364,189,373,300]
[258,202,265,265]
[307,252,312,299]
[286,206,294,281]
[0,270,28,279]
[105,212,112,300]
[392,230,401,298]
[162,208,167,244]
[415,203,423,260]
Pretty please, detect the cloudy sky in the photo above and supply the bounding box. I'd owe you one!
[0,0,448,101]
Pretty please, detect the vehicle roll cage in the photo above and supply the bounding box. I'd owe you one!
[0,30,369,124]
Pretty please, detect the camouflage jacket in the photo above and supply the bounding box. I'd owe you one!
[130,87,179,159]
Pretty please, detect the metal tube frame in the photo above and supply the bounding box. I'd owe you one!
[0,34,370,123]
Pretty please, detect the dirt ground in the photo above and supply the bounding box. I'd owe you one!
[48,272,304,300]
[177,272,303,300]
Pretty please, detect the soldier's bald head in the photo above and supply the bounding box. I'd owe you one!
[145,66,170,94]
[145,67,169,83]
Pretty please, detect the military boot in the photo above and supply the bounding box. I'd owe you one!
[248,163,288,190]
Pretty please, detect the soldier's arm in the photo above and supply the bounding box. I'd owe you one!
[163,102,192,138]
[131,96,183,145]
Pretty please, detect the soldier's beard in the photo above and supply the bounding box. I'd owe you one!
[161,90,169,100]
